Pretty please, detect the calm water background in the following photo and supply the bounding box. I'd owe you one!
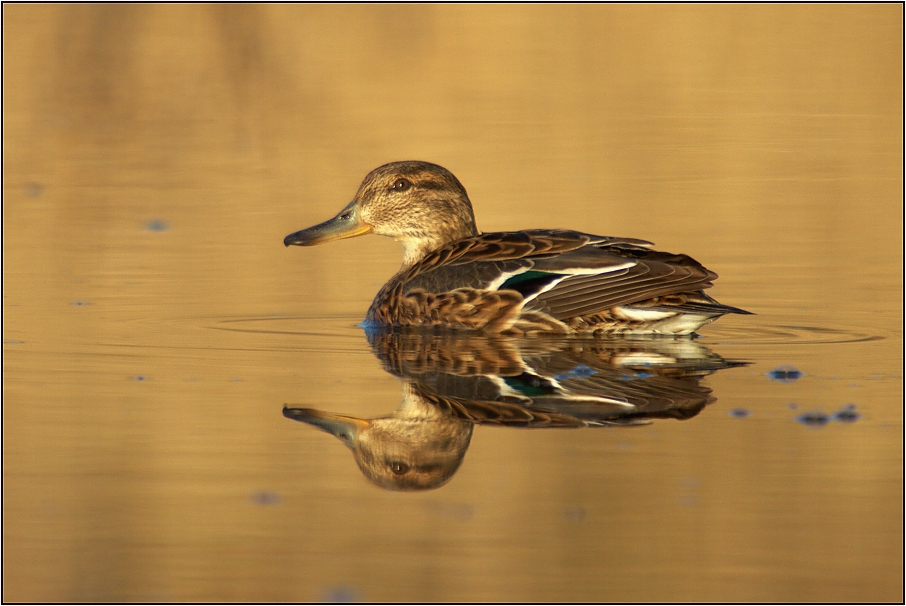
[3,4,902,602]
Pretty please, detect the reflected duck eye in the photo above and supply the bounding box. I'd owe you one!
[390,461,410,475]
[391,178,411,191]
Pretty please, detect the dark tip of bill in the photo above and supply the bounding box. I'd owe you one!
[284,231,305,247]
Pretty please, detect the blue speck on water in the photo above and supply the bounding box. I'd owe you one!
[787,402,799,409]
[25,182,43,198]
[133,376,147,381]
[729,408,750,419]
[563,505,587,522]
[71,301,89,306]
[250,491,281,506]
[4,340,22,345]
[424,501,475,521]
[145,219,169,232]
[796,411,830,427]
[679,494,698,507]
[832,404,860,423]
[232,377,242,382]
[322,585,359,603]
[768,365,803,382]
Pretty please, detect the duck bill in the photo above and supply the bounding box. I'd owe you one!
[284,200,372,247]
[283,406,370,447]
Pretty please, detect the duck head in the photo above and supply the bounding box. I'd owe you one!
[284,161,479,267]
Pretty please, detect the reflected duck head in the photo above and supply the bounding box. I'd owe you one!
[284,161,479,267]
[283,396,473,491]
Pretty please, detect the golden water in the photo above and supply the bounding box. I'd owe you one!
[3,4,902,602]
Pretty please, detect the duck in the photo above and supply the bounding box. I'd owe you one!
[284,161,750,335]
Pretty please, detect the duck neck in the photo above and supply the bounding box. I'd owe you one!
[399,235,446,268]
[397,224,479,269]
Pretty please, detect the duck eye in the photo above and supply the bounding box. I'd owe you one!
[339,211,352,220]
[391,178,410,191]
[389,461,410,475]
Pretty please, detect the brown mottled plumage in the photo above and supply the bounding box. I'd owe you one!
[285,161,750,335]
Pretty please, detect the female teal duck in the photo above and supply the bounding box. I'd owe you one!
[284,161,750,335]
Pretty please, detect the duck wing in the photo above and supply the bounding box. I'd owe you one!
[404,230,717,315]
[400,229,654,296]
[524,245,720,319]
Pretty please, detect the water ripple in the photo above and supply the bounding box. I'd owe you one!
[698,322,884,346]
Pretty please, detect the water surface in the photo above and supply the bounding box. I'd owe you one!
[3,4,902,602]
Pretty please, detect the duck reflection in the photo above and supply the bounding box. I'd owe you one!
[284,332,744,491]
